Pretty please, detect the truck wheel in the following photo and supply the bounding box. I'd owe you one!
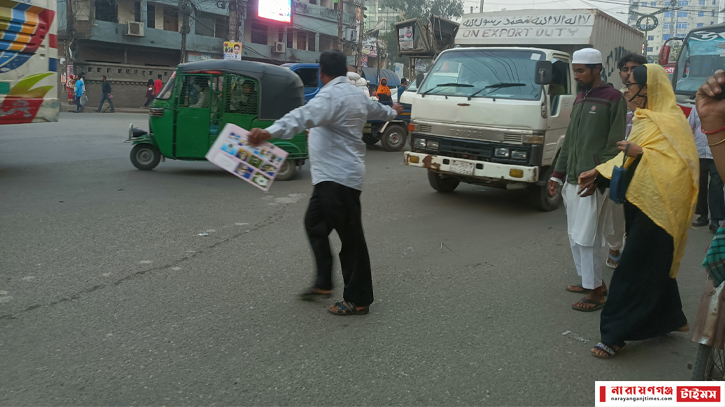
[380,125,407,152]
[363,134,378,146]
[130,143,161,170]
[529,167,562,211]
[275,159,297,181]
[428,170,459,193]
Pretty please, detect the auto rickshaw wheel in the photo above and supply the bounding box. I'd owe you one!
[276,159,297,181]
[380,125,407,152]
[130,143,161,171]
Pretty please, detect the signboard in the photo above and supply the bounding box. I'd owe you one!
[206,124,289,192]
[399,25,414,50]
[258,0,291,24]
[362,37,377,58]
[223,42,242,60]
[457,10,596,46]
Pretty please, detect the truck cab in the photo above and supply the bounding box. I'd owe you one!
[404,47,576,211]
[281,63,321,103]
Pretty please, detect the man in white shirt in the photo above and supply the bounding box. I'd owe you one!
[248,50,402,316]
[690,107,725,232]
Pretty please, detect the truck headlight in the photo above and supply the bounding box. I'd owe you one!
[427,140,439,150]
[494,148,509,158]
[414,138,427,149]
[511,150,528,160]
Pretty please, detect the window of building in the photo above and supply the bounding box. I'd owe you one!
[251,22,268,45]
[664,33,671,40]
[713,10,717,16]
[195,13,226,38]
[699,11,705,16]
[278,27,284,42]
[632,1,639,6]
[163,7,178,31]
[712,21,716,24]
[647,47,654,52]
[714,0,716,4]
[297,30,307,50]
[147,4,155,28]
[678,11,688,17]
[664,22,671,29]
[677,22,688,29]
[307,32,316,51]
[286,29,294,49]
[95,0,118,23]
[678,0,688,5]
[664,11,672,17]
[134,1,141,22]
[215,18,226,38]
[309,0,317,3]
[648,35,654,40]
[698,23,705,26]
[651,1,656,5]
[319,34,333,51]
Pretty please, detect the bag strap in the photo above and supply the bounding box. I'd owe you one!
[622,144,629,166]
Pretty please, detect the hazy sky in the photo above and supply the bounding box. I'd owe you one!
[459,0,630,22]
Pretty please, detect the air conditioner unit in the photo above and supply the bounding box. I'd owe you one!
[126,21,144,37]
[272,41,286,53]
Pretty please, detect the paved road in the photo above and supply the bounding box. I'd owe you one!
[0,113,717,405]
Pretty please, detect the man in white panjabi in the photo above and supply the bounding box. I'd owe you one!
[547,49,628,312]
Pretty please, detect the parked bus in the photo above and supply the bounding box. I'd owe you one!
[660,23,725,117]
[0,0,59,124]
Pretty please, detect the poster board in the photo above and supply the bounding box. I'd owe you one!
[206,124,289,191]
[223,42,243,60]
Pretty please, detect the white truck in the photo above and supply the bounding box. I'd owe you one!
[403,9,643,211]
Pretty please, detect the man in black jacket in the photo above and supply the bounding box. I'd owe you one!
[96,75,115,113]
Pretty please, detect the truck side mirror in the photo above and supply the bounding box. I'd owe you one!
[534,61,553,85]
[659,45,671,66]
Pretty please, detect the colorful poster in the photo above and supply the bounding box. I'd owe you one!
[223,42,242,60]
[398,26,414,50]
[206,124,289,191]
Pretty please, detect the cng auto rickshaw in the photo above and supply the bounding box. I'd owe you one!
[126,60,308,180]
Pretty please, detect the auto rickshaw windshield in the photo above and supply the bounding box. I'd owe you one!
[156,74,176,100]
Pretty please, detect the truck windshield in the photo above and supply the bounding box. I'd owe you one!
[674,28,725,97]
[418,49,545,100]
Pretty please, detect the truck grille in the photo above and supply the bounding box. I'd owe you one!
[439,139,493,161]
[419,124,433,133]
[503,134,522,144]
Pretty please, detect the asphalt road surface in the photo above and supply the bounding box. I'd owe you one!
[0,113,718,406]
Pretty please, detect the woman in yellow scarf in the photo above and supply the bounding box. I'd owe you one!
[376,78,392,102]
[578,64,699,359]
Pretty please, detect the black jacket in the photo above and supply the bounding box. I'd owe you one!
[102,82,112,94]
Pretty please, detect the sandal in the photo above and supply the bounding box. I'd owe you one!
[566,285,608,296]
[328,301,369,316]
[299,287,332,302]
[572,297,605,312]
[606,252,622,269]
[591,342,624,359]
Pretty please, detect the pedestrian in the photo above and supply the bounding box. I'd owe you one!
[601,53,648,270]
[548,48,627,312]
[95,75,115,113]
[690,107,725,232]
[579,64,698,359]
[143,79,155,108]
[246,50,403,316]
[397,78,407,102]
[154,74,163,96]
[74,73,86,113]
[376,78,392,102]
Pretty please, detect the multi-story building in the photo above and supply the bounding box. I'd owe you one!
[628,0,724,60]
[364,0,398,34]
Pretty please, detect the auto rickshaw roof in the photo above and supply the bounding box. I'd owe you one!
[177,60,304,120]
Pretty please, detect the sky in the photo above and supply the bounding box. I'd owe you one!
[460,0,631,22]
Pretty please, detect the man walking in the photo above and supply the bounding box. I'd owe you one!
[154,74,163,96]
[397,78,407,102]
[74,73,86,113]
[690,107,725,232]
[247,50,402,316]
[95,75,115,113]
[548,48,627,312]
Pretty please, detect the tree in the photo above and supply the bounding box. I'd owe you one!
[380,0,464,22]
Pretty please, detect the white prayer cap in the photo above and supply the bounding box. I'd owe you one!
[572,48,602,64]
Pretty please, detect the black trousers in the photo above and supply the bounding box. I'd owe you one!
[696,158,725,222]
[304,181,373,307]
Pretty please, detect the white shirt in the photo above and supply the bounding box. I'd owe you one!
[266,76,397,190]
[688,107,712,159]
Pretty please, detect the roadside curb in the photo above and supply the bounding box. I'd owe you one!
[61,105,149,114]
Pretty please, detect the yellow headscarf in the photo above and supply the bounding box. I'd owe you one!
[596,64,699,278]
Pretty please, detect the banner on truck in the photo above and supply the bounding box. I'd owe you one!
[457,11,596,45]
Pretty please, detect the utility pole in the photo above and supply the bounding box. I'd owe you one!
[337,0,344,50]
[479,0,484,12]
[179,0,192,64]
[228,0,239,42]
[358,0,365,67]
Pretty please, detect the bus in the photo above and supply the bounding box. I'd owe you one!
[661,23,725,118]
[0,0,59,124]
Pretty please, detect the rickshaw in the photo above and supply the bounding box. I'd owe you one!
[126,60,308,180]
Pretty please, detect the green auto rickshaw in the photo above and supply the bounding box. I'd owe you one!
[126,60,308,180]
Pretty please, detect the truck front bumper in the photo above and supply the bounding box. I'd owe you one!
[403,152,539,183]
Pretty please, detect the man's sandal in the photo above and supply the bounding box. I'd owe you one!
[328,301,369,316]
[299,288,332,302]
[591,342,624,359]
[566,285,608,296]
[606,252,622,269]
[572,298,605,312]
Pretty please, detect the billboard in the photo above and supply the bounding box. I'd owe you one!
[224,42,242,60]
[258,0,291,24]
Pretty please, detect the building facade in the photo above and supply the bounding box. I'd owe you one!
[629,0,724,60]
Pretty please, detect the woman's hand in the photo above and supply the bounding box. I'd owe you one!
[696,69,725,132]
[578,168,599,197]
[617,140,643,157]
